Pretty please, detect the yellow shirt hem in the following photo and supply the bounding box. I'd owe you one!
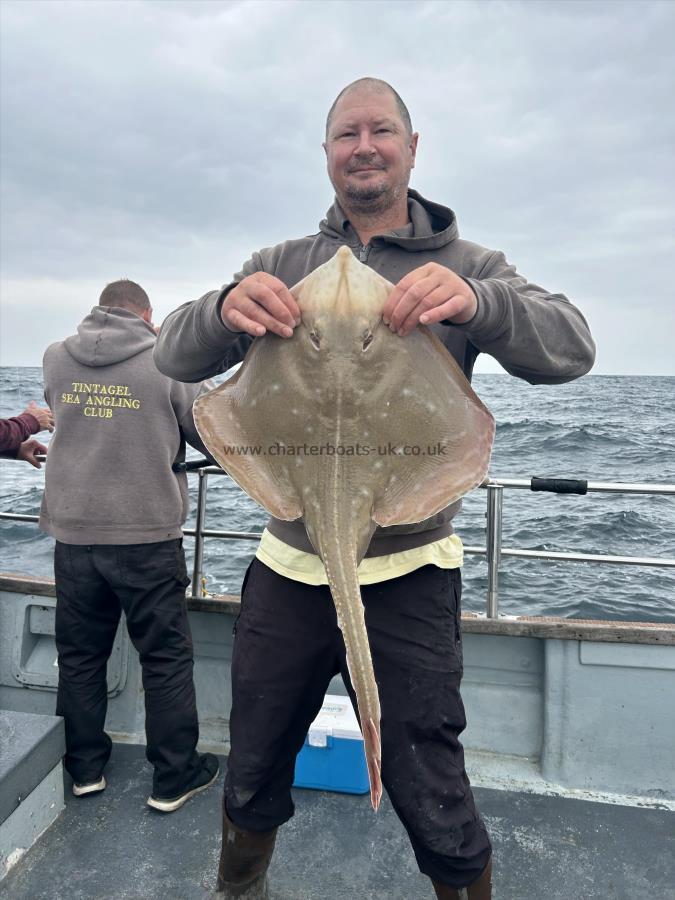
[255,528,463,586]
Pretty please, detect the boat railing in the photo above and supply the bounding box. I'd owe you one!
[2,460,673,618]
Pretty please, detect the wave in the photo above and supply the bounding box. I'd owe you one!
[2,371,673,622]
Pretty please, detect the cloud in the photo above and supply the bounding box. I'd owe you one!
[1,0,674,373]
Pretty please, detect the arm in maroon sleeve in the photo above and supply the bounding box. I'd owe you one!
[0,412,41,457]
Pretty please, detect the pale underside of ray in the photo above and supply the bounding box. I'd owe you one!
[194,246,495,810]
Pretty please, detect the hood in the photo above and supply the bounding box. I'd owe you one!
[319,188,459,251]
[64,306,156,368]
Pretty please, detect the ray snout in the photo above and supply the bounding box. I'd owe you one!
[295,246,391,319]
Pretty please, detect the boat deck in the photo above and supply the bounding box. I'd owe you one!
[3,744,674,900]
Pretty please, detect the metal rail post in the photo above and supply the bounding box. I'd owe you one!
[485,483,504,618]
[191,469,208,598]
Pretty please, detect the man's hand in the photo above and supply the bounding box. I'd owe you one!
[221,273,302,339]
[23,401,54,432]
[382,263,478,337]
[16,439,47,469]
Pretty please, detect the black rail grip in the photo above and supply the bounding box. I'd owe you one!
[531,476,588,495]
[172,459,213,473]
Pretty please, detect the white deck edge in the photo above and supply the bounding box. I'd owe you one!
[464,748,675,811]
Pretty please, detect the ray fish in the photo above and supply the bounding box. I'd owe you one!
[194,246,495,810]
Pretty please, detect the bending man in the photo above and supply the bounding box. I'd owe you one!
[41,279,219,812]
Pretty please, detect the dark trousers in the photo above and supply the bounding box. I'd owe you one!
[54,539,202,798]
[225,559,492,888]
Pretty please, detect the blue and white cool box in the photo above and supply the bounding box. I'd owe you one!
[293,694,369,795]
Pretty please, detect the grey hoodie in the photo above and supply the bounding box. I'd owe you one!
[41,306,210,545]
[154,190,596,556]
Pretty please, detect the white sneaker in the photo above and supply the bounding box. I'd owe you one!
[72,775,106,797]
[147,754,219,813]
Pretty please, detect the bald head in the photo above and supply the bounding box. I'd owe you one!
[326,78,413,139]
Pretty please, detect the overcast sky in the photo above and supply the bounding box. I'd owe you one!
[1,0,673,374]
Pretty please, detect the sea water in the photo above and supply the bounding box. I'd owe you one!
[1,368,673,623]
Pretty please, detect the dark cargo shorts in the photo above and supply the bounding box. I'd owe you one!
[224,558,492,887]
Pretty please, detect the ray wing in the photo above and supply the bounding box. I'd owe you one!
[370,326,494,526]
[193,341,303,521]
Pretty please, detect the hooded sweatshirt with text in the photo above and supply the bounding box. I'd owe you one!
[41,306,210,545]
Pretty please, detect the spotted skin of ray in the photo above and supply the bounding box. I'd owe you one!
[194,246,495,811]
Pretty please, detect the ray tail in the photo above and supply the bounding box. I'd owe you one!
[320,535,382,811]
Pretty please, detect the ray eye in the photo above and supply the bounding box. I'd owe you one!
[309,331,321,350]
[362,333,374,351]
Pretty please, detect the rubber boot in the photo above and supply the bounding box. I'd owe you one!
[215,803,278,898]
[431,855,492,900]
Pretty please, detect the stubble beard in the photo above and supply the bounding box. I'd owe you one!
[339,167,409,218]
